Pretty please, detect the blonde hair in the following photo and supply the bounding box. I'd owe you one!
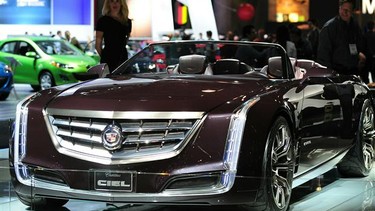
[102,0,129,24]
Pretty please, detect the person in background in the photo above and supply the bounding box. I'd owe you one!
[307,18,320,60]
[290,26,313,59]
[206,30,214,41]
[361,20,375,83]
[253,28,266,42]
[225,30,235,41]
[56,31,65,40]
[95,0,132,72]
[234,24,261,66]
[196,32,204,41]
[65,30,83,51]
[317,0,365,76]
[205,30,216,62]
[275,24,297,58]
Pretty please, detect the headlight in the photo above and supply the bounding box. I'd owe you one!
[221,97,260,188]
[4,64,12,73]
[51,61,75,69]
[13,92,40,183]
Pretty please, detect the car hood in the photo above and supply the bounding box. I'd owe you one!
[51,55,97,65]
[46,75,267,112]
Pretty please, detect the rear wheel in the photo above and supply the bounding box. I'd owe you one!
[39,71,55,90]
[256,116,295,211]
[17,193,69,209]
[338,99,375,177]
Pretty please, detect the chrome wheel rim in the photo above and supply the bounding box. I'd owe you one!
[271,124,293,209]
[362,106,375,170]
[40,74,52,90]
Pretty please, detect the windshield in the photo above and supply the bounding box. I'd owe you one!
[35,40,83,56]
[115,41,287,76]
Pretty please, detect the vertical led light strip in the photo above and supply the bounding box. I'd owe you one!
[221,97,260,189]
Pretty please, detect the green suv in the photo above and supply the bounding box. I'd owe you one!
[0,36,98,90]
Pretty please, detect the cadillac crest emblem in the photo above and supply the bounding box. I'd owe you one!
[102,124,123,151]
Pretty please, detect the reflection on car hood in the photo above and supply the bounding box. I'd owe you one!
[51,55,97,65]
[46,75,266,112]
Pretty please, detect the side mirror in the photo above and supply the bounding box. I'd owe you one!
[73,63,109,81]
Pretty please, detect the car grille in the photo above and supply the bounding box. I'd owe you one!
[45,109,205,164]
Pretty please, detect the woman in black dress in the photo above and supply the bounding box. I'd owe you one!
[95,0,132,72]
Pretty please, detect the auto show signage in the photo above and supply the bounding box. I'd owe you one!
[0,0,50,24]
[0,0,91,25]
[363,0,375,14]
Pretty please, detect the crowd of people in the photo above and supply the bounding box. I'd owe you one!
[188,0,375,83]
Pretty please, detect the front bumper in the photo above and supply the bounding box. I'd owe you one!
[10,165,259,205]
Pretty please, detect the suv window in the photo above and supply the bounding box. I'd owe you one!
[0,42,17,54]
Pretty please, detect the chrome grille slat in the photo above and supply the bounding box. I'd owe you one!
[53,118,107,131]
[56,129,102,144]
[46,112,203,164]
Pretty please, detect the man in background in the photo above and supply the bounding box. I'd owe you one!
[65,30,83,51]
[362,21,375,83]
[317,0,365,76]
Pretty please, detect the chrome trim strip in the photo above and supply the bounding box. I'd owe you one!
[292,149,349,188]
[46,108,205,119]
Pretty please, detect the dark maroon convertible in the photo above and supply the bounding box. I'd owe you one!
[9,41,375,210]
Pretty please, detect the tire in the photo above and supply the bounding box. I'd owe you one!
[17,193,69,209]
[39,71,55,90]
[256,116,295,211]
[337,99,375,177]
[0,92,10,100]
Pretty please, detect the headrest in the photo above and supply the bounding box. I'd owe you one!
[213,59,240,75]
[179,54,208,74]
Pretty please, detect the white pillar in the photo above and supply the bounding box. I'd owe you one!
[151,0,175,41]
[178,0,219,40]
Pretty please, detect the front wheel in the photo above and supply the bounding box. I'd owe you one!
[337,99,375,177]
[259,116,295,211]
[39,71,55,90]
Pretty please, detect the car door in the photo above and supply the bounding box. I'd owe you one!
[13,41,39,84]
[297,75,353,174]
[0,41,38,84]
